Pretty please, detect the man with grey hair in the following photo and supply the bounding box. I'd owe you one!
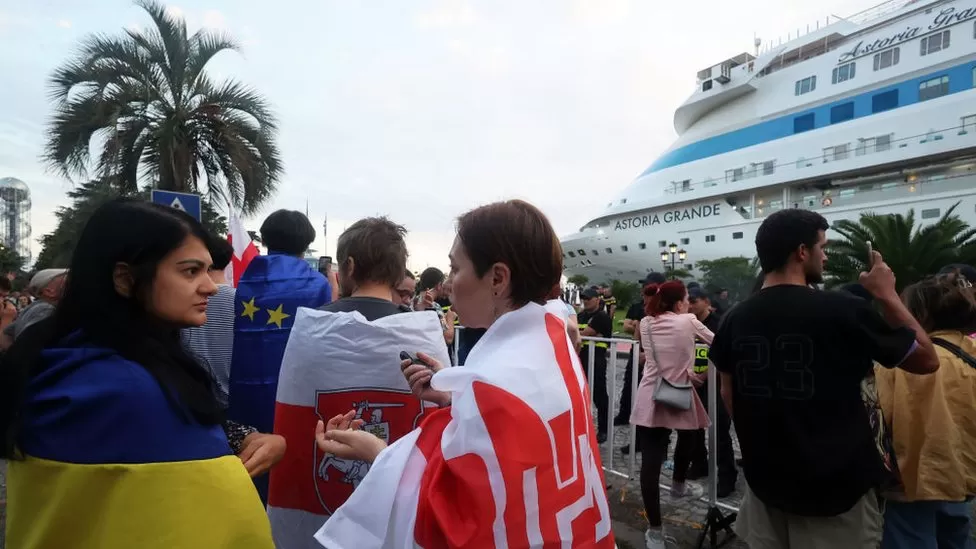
[1,268,68,348]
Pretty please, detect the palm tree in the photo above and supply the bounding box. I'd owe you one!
[825,202,976,291]
[43,0,282,214]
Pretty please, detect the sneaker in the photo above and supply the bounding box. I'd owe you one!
[644,528,666,549]
[669,481,704,500]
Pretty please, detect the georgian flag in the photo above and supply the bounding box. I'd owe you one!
[225,208,259,287]
[314,301,616,548]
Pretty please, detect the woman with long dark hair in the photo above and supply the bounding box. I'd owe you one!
[630,280,712,549]
[0,200,274,549]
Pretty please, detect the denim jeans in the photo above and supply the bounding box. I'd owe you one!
[882,499,975,549]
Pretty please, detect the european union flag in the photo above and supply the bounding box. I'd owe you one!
[228,253,331,502]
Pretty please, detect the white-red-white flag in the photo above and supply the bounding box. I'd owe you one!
[314,302,616,549]
[267,307,451,549]
[226,208,259,287]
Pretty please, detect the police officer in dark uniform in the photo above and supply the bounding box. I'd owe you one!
[686,286,737,497]
[578,287,613,443]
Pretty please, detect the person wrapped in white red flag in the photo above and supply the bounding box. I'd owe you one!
[312,200,616,549]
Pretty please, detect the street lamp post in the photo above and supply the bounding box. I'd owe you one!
[660,242,687,279]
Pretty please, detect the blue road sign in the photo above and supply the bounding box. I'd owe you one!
[151,190,201,221]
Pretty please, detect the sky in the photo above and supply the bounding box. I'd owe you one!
[0,0,877,271]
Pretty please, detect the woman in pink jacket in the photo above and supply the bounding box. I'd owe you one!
[630,280,712,549]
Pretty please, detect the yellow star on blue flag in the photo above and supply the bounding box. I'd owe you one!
[241,298,260,321]
[266,304,291,328]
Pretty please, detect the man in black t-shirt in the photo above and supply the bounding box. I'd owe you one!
[578,287,613,443]
[711,209,939,547]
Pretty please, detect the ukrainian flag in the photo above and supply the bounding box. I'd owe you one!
[6,338,274,549]
[229,252,331,502]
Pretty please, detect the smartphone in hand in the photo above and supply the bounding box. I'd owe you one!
[866,240,874,268]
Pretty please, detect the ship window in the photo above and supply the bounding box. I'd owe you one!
[726,167,744,182]
[922,208,941,219]
[705,235,716,243]
[680,238,690,245]
[793,113,815,134]
[794,75,817,96]
[682,180,691,192]
[873,47,900,71]
[963,115,976,132]
[592,250,599,256]
[763,160,775,175]
[824,143,849,161]
[920,30,950,56]
[568,251,576,258]
[658,240,667,247]
[919,75,949,101]
[832,62,856,84]
[605,247,613,254]
[577,249,586,256]
[872,89,899,113]
[732,232,744,240]
[638,242,647,250]
[621,245,629,252]
[702,80,713,92]
[830,102,855,124]
[858,134,892,155]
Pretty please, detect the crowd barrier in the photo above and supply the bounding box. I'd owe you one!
[451,327,740,520]
[578,334,740,519]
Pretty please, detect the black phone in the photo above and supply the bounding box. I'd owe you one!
[318,256,333,275]
[400,351,433,387]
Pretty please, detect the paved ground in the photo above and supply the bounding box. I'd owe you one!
[599,354,747,549]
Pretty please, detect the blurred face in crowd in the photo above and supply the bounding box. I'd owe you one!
[447,237,501,329]
[144,235,218,327]
[396,275,416,308]
[802,230,828,285]
[672,292,690,314]
[17,296,29,308]
[582,295,600,312]
[688,296,710,318]
[40,275,68,303]
[441,278,453,301]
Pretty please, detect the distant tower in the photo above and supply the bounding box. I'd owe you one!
[322,213,328,257]
[0,177,32,267]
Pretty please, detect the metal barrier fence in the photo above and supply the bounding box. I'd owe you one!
[452,327,739,516]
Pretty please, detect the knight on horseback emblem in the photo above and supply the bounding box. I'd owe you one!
[313,388,428,514]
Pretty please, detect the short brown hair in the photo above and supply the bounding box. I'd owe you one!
[902,272,976,334]
[336,217,408,288]
[456,200,562,307]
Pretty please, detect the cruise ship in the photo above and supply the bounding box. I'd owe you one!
[561,0,976,283]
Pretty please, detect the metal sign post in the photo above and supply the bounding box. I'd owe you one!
[695,359,737,549]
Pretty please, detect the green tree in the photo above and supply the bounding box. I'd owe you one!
[43,0,282,214]
[0,244,25,274]
[34,179,228,270]
[696,256,760,302]
[608,279,640,310]
[825,202,976,292]
[567,274,589,287]
[663,267,694,281]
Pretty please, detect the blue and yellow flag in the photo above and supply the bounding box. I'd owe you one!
[228,253,330,501]
[7,338,274,549]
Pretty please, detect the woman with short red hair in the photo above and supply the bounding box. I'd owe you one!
[630,280,712,549]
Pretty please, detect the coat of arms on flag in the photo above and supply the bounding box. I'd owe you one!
[313,388,428,514]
